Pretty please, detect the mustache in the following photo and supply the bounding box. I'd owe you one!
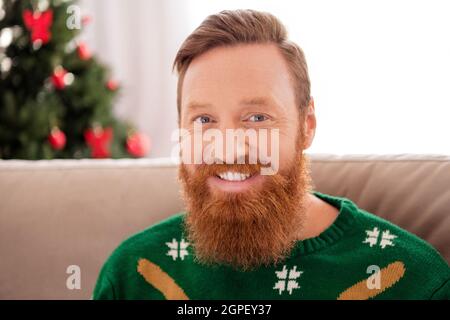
[192,155,273,177]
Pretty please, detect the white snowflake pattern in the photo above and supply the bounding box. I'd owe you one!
[363,227,397,249]
[166,238,190,260]
[273,265,302,295]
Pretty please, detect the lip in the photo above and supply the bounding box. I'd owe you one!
[206,172,265,193]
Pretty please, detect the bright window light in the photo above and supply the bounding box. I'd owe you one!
[186,0,450,154]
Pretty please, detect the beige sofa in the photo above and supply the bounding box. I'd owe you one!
[0,154,449,300]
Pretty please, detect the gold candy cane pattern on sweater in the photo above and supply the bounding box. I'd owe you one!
[137,258,190,300]
[337,261,406,300]
[137,258,406,300]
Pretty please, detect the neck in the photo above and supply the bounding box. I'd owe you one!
[296,192,340,241]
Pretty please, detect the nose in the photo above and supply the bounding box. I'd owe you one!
[214,118,251,165]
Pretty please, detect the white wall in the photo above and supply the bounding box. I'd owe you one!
[81,0,450,156]
[187,0,450,154]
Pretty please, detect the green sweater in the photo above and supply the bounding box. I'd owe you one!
[93,192,450,300]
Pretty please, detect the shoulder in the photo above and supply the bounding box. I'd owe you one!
[93,212,188,299]
[113,212,186,258]
[316,192,450,298]
[353,203,450,297]
[318,191,448,269]
[356,207,447,266]
[101,212,187,272]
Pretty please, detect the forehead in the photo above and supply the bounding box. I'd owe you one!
[181,43,296,109]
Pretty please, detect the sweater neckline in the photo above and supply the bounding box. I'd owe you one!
[286,191,359,257]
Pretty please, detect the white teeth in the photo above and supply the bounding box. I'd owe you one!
[218,171,251,181]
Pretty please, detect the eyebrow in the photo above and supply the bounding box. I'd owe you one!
[240,97,284,113]
[185,102,213,112]
[185,96,279,113]
[239,97,273,107]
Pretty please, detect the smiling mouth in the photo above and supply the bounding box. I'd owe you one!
[216,171,253,181]
[208,170,264,193]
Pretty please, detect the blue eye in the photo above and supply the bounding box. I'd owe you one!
[194,116,211,124]
[249,114,267,122]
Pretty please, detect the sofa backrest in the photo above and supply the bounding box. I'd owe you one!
[0,154,448,299]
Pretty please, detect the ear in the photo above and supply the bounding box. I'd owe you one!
[303,97,316,150]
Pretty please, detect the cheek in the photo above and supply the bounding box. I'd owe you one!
[179,126,204,165]
[185,163,196,175]
[279,143,297,168]
[250,127,297,174]
[278,128,301,169]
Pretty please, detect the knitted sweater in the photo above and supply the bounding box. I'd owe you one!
[93,192,450,300]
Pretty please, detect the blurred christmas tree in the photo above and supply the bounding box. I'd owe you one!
[0,0,150,159]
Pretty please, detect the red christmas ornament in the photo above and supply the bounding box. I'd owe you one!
[82,15,92,26]
[22,9,53,45]
[51,67,72,90]
[126,132,151,157]
[84,126,113,158]
[106,79,119,91]
[48,127,66,150]
[77,42,92,60]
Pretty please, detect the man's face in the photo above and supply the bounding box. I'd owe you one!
[178,44,313,271]
[180,43,301,178]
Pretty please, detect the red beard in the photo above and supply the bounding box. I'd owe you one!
[179,152,311,271]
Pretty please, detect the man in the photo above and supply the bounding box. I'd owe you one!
[93,9,449,299]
